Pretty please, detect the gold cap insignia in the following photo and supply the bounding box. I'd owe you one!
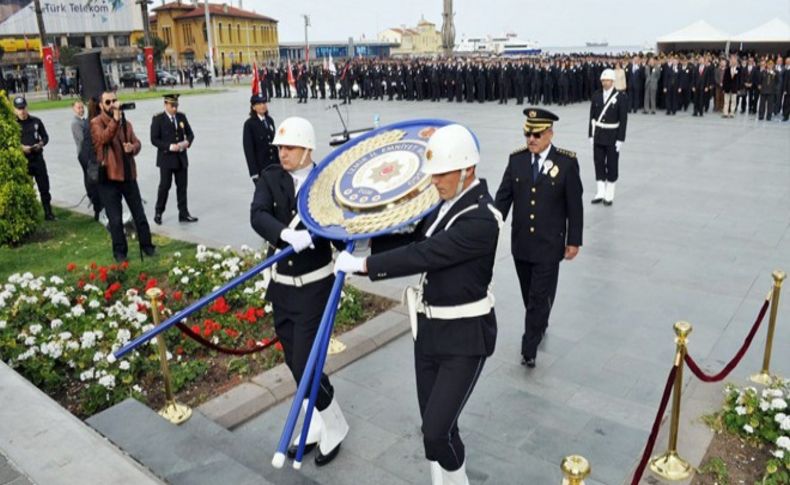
[425,149,433,160]
[279,127,286,135]
[528,110,537,118]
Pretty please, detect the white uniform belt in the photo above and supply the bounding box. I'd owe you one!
[591,120,620,129]
[271,263,333,287]
[417,292,495,320]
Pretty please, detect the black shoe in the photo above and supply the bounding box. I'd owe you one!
[521,357,536,368]
[603,200,613,207]
[591,197,604,204]
[113,253,128,263]
[154,213,162,225]
[287,443,317,459]
[314,444,341,467]
[179,214,198,223]
[142,246,157,257]
[44,211,56,221]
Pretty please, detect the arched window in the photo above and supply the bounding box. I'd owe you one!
[218,22,223,42]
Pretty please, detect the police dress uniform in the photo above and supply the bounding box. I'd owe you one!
[14,97,54,220]
[242,94,279,181]
[589,74,628,205]
[494,108,583,367]
[150,94,197,223]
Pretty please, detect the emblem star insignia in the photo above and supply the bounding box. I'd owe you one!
[368,160,402,184]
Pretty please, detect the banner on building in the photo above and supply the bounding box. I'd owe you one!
[0,0,141,36]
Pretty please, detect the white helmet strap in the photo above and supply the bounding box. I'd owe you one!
[296,148,312,169]
[454,167,468,198]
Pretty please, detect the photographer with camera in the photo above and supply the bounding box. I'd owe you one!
[89,91,156,262]
[14,96,55,221]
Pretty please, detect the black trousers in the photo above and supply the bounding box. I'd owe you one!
[758,94,775,120]
[665,89,677,114]
[97,179,154,258]
[693,89,706,115]
[415,346,485,471]
[515,260,560,360]
[155,165,188,216]
[78,160,102,214]
[273,302,334,412]
[593,143,619,182]
[27,160,52,210]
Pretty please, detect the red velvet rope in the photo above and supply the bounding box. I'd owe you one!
[630,365,678,485]
[684,298,770,383]
[175,322,279,355]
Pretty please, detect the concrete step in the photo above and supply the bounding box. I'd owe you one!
[87,399,273,485]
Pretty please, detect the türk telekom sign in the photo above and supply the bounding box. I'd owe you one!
[0,0,143,36]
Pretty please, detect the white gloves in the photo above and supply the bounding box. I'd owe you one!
[334,251,366,275]
[615,141,623,152]
[588,137,594,146]
[280,228,314,253]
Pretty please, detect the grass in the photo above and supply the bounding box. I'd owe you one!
[0,207,195,281]
[25,88,225,111]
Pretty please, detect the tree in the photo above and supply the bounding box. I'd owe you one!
[136,35,168,65]
[0,92,43,245]
[58,45,82,67]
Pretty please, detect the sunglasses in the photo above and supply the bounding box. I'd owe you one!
[104,99,118,105]
[526,131,544,139]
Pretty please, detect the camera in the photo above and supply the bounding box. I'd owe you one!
[119,102,136,111]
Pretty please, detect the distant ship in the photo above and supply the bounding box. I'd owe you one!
[585,40,609,47]
[457,33,541,55]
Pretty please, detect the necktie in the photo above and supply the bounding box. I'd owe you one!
[532,154,540,182]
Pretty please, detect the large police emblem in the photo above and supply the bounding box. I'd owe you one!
[335,141,429,211]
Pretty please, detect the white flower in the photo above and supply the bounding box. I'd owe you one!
[240,244,251,252]
[29,324,42,335]
[222,245,232,252]
[70,304,85,317]
[80,331,96,349]
[773,449,785,459]
[760,400,771,412]
[735,405,748,416]
[172,267,183,276]
[743,424,754,434]
[98,374,116,389]
[108,321,118,329]
[95,313,105,321]
[88,300,101,309]
[119,361,130,371]
[66,341,79,351]
[174,251,182,258]
[49,275,64,285]
[770,398,787,411]
[132,384,143,393]
[115,329,131,345]
[16,348,37,361]
[196,245,206,253]
[180,276,189,284]
[93,351,106,362]
[24,336,36,346]
[166,351,173,361]
[254,252,262,260]
[80,368,95,381]
[50,319,63,330]
[0,320,6,330]
[211,264,221,270]
[58,332,72,340]
[243,288,254,295]
[84,284,100,293]
[777,436,790,451]
[126,289,139,298]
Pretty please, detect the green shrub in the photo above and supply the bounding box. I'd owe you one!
[0,90,42,245]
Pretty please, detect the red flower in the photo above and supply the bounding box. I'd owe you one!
[255,308,266,318]
[274,341,283,352]
[104,290,112,301]
[109,282,122,292]
[202,319,222,337]
[175,346,184,355]
[66,262,77,272]
[99,268,108,283]
[89,273,96,281]
[173,291,183,301]
[77,280,85,288]
[261,337,271,346]
[90,262,97,270]
[245,338,256,348]
[110,264,118,271]
[120,261,129,270]
[144,278,158,291]
[191,324,201,334]
[209,296,230,315]
[224,328,239,338]
[138,272,148,282]
[136,303,147,313]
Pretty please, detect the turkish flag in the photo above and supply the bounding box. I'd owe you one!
[251,62,260,95]
[144,46,156,87]
[41,45,57,91]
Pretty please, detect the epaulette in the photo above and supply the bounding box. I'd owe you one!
[555,147,577,158]
[510,145,529,156]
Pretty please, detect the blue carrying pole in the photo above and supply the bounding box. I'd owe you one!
[113,247,295,359]
[272,241,354,469]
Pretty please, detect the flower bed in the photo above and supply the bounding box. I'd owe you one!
[0,245,391,418]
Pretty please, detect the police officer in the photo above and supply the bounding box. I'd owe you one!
[588,69,628,205]
[250,117,348,466]
[335,125,501,485]
[495,108,583,368]
[151,94,197,225]
[14,96,55,220]
[243,93,279,185]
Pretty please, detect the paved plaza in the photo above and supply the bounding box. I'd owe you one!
[34,88,790,484]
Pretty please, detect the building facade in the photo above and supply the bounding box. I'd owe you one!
[151,1,278,69]
[378,18,442,56]
[278,40,395,61]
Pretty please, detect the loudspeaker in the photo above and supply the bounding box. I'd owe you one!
[74,49,107,101]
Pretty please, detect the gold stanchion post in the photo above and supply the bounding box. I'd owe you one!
[147,288,192,425]
[649,321,693,481]
[561,455,590,485]
[751,270,785,386]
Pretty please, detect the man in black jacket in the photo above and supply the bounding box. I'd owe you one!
[242,93,278,184]
[495,108,583,369]
[691,56,710,117]
[14,96,54,220]
[251,116,348,466]
[150,94,197,225]
[335,124,500,485]
[588,69,628,205]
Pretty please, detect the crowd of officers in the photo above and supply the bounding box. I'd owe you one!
[255,51,790,120]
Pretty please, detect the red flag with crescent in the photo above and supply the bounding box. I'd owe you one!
[251,62,260,95]
[41,45,57,91]
[144,46,156,87]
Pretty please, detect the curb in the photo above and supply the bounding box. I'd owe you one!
[197,304,410,429]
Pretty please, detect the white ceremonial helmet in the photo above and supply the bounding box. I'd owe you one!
[600,68,616,81]
[421,124,480,175]
[272,116,316,150]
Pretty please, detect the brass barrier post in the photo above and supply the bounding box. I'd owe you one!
[147,288,192,425]
[751,270,786,386]
[561,455,590,485]
[649,321,693,481]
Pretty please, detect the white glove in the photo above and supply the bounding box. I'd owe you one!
[334,251,366,275]
[615,141,623,152]
[588,137,594,146]
[280,228,313,253]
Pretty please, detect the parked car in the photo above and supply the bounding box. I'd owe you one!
[156,70,178,86]
[119,72,149,88]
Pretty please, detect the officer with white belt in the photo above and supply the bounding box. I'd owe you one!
[335,124,501,485]
[588,68,628,206]
[250,117,348,466]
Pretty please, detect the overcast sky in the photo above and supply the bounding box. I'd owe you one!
[243,0,790,46]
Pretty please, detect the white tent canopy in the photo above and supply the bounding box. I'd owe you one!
[732,18,790,42]
[657,20,730,43]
